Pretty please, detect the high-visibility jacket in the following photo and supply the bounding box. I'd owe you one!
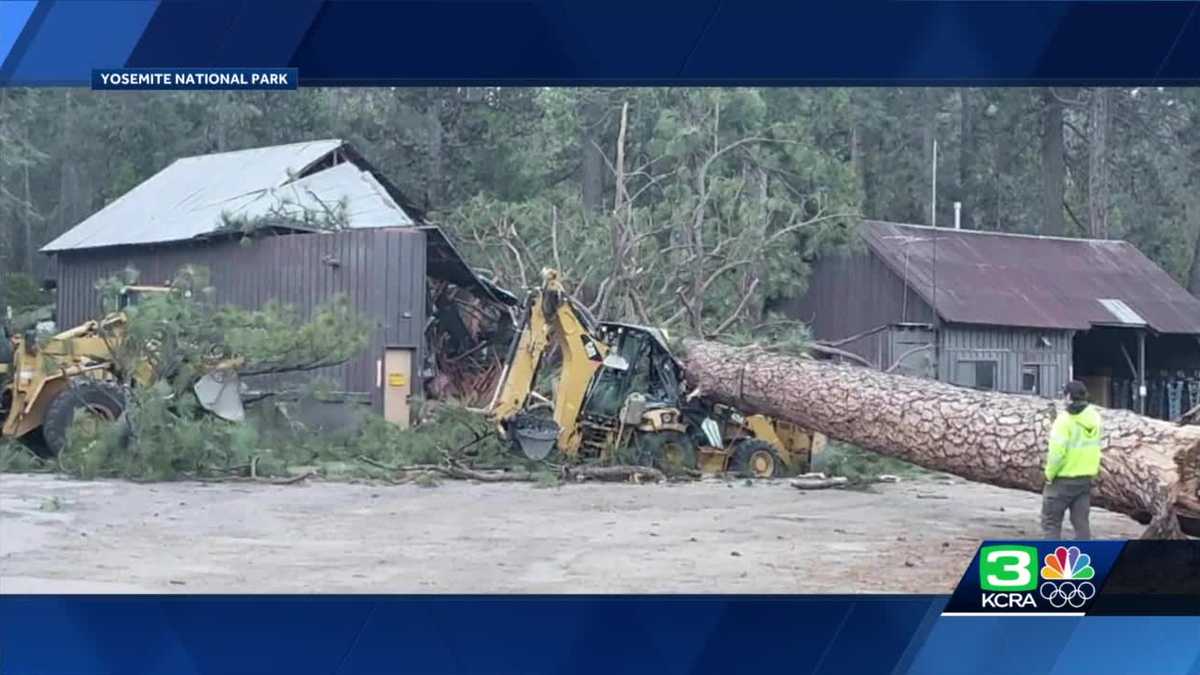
[1045,404,1103,481]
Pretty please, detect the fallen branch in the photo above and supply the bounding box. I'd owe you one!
[562,464,666,483]
[441,455,531,481]
[355,456,535,482]
[790,475,848,490]
[442,465,535,482]
[886,344,933,374]
[356,456,409,471]
[273,471,317,485]
[187,470,317,485]
[822,324,891,348]
[807,342,874,368]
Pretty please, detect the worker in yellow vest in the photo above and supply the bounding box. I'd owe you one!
[1041,381,1103,540]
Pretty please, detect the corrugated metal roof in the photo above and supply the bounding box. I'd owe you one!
[862,220,1200,334]
[41,139,415,252]
[1096,298,1147,326]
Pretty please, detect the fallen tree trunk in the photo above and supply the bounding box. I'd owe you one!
[681,340,1200,538]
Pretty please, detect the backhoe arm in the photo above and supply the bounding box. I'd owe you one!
[488,269,608,455]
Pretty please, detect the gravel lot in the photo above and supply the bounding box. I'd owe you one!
[0,472,1142,593]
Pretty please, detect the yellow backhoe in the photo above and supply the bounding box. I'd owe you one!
[1,286,243,455]
[487,269,824,477]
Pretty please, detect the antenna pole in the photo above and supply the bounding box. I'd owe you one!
[931,140,939,380]
[931,140,938,228]
[931,138,939,315]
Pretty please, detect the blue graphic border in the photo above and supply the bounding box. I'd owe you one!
[4,594,1200,674]
[3,1,1200,85]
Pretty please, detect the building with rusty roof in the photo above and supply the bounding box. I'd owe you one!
[779,220,1200,420]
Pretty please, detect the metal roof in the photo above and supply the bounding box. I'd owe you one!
[421,226,519,307]
[41,139,415,252]
[862,220,1200,334]
[1096,298,1147,326]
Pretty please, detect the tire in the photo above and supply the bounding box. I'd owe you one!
[729,438,785,479]
[635,430,697,476]
[40,381,125,457]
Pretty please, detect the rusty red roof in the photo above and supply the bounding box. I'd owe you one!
[862,220,1200,334]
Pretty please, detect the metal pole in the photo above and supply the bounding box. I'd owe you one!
[931,140,938,228]
[954,201,962,229]
[932,229,938,319]
[1138,330,1147,416]
[931,183,939,381]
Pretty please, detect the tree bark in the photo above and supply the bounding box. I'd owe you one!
[921,88,938,226]
[681,340,1200,538]
[849,90,867,208]
[1189,230,1200,297]
[21,162,34,275]
[740,161,769,324]
[424,103,446,209]
[958,88,979,229]
[989,92,1017,232]
[1041,90,1066,236]
[1088,88,1110,239]
[579,91,606,213]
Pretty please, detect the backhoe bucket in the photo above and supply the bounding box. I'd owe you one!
[510,416,560,460]
[194,368,245,422]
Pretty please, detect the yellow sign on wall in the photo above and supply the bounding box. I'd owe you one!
[388,373,407,387]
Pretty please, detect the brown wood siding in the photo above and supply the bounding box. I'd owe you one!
[53,229,427,409]
[774,250,936,368]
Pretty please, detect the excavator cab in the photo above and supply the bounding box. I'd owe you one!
[564,323,700,464]
[581,324,681,420]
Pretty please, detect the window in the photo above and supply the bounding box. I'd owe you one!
[1021,364,1040,394]
[954,360,998,391]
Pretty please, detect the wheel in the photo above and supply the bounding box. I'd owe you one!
[729,438,784,479]
[40,381,125,456]
[636,430,697,476]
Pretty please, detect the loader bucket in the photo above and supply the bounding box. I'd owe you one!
[194,368,245,422]
[510,415,559,460]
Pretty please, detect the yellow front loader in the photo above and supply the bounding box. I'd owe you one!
[1,286,244,455]
[487,269,824,477]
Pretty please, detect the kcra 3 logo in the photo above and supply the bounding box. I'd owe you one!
[978,545,1097,610]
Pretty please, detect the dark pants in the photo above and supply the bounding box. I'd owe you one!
[1041,477,1093,540]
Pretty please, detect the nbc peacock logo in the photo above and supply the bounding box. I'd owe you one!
[1038,546,1097,609]
[1041,546,1095,580]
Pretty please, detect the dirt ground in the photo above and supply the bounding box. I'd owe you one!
[0,472,1143,594]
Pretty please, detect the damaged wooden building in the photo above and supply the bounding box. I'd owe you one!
[780,220,1200,421]
[40,139,516,427]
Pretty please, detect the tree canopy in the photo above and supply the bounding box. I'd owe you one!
[3,87,1200,335]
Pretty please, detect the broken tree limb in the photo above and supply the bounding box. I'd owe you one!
[562,464,666,483]
[1180,403,1200,427]
[790,474,849,490]
[806,343,874,368]
[885,344,934,374]
[356,456,536,482]
[681,339,1200,538]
